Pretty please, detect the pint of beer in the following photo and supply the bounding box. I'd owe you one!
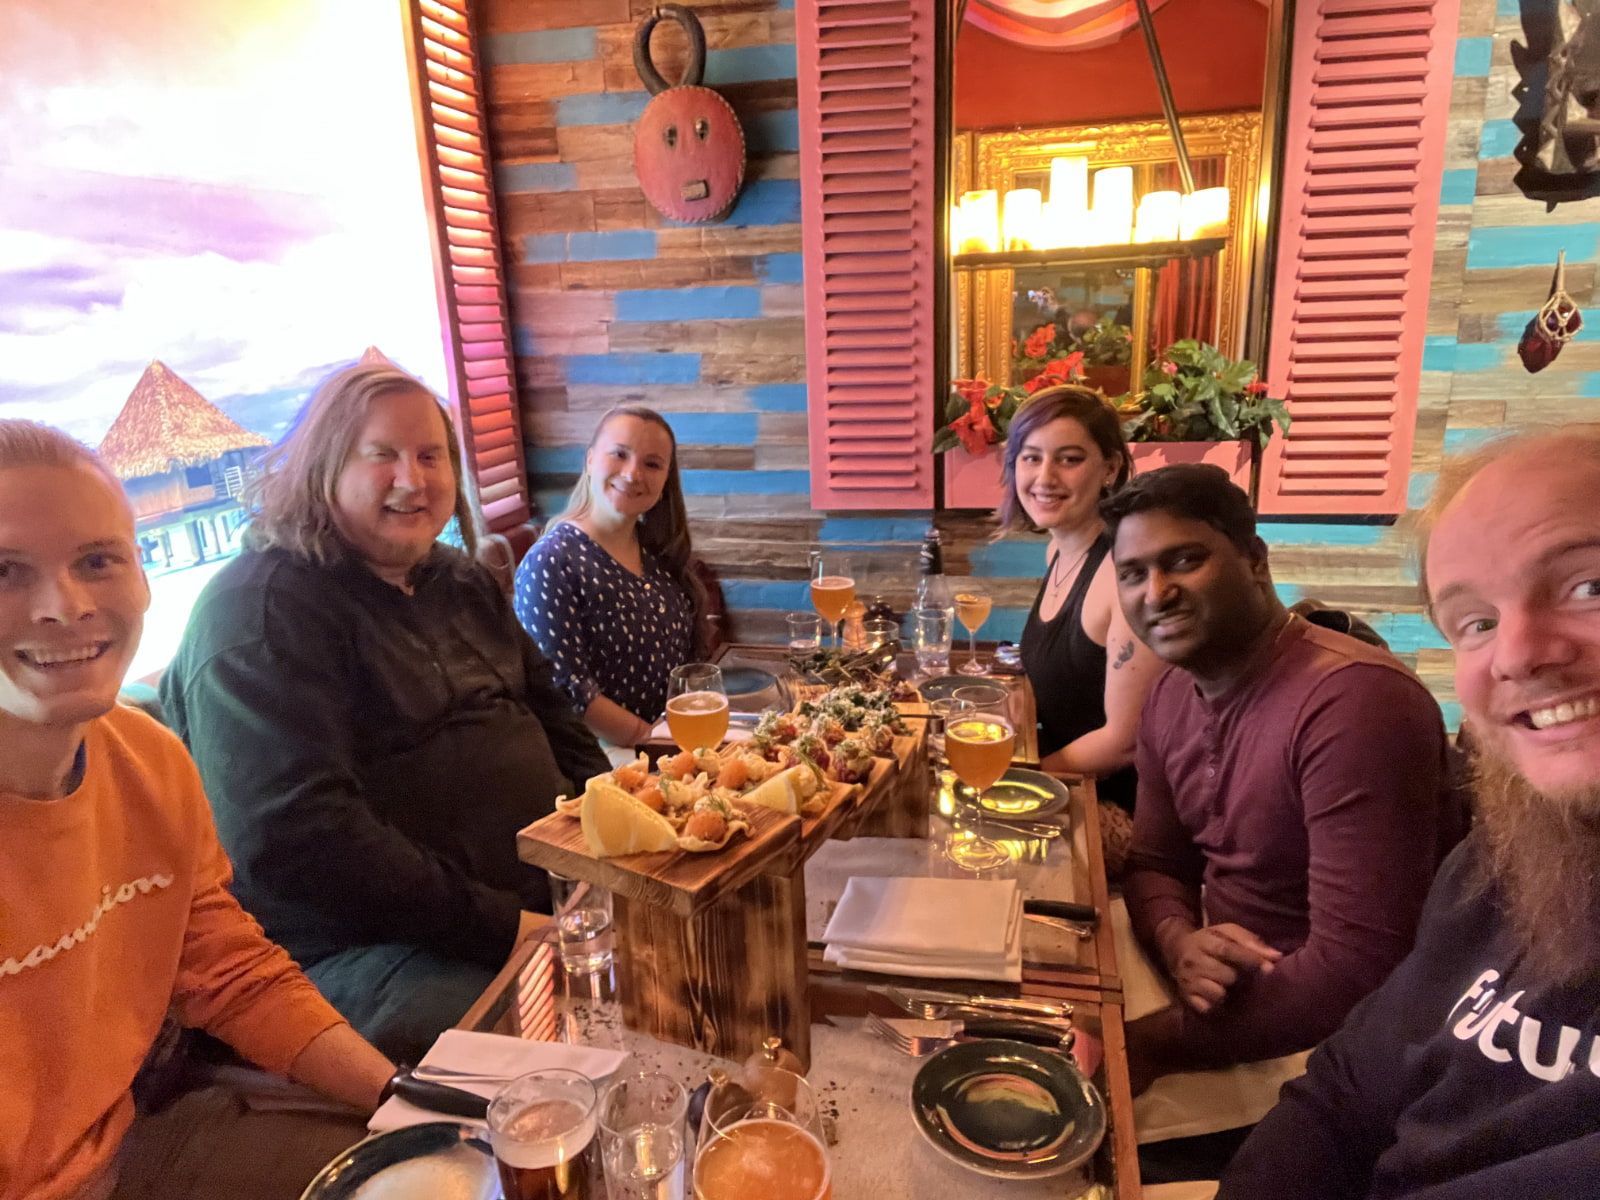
[488,1069,599,1200]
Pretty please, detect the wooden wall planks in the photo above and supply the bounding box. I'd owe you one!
[482,0,1597,731]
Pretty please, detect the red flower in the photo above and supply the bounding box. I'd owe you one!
[1245,379,1269,395]
[1159,360,1178,376]
[1023,324,1055,359]
[953,378,989,407]
[1023,352,1085,394]
[950,396,998,455]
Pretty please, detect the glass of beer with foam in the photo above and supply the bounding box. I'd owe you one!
[488,1069,599,1200]
[693,1069,832,1200]
[666,663,729,751]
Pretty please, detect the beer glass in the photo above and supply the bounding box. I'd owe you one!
[599,1071,688,1200]
[487,1069,598,1200]
[666,663,728,751]
[693,1069,831,1200]
[942,687,1015,872]
[808,550,855,649]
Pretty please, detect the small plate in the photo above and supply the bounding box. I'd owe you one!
[719,665,780,698]
[911,1040,1106,1180]
[299,1122,498,1200]
[918,675,1009,704]
[978,768,1071,821]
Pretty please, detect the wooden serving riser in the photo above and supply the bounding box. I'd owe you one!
[518,722,930,1067]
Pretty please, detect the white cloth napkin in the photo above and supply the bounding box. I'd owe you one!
[368,1029,628,1132]
[1109,898,1310,1143]
[821,877,1023,982]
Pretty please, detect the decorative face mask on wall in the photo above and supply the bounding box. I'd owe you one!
[632,4,747,224]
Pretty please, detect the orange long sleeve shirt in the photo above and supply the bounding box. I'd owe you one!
[0,704,348,1200]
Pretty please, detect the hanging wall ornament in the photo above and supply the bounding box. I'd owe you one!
[1518,250,1584,373]
[632,5,747,224]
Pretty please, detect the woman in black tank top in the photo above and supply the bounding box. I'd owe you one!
[998,387,1162,817]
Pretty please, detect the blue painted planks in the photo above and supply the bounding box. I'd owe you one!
[722,180,802,227]
[614,286,763,322]
[1258,522,1388,547]
[1439,168,1477,207]
[526,230,659,263]
[1443,428,1504,451]
[1495,308,1598,341]
[497,162,577,194]
[556,92,649,127]
[1467,224,1600,269]
[721,580,812,611]
[679,469,811,495]
[1477,119,1521,159]
[967,540,1047,577]
[706,44,798,85]
[484,28,597,66]
[660,413,759,444]
[818,518,932,543]
[566,353,701,385]
[529,446,587,475]
[759,253,804,284]
[1367,613,1451,654]
[1407,472,1438,509]
[1454,37,1492,77]
[746,110,801,154]
[749,383,808,412]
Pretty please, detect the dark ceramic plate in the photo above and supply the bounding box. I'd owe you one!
[911,1039,1106,1180]
[977,768,1071,822]
[719,665,781,699]
[299,1122,499,1200]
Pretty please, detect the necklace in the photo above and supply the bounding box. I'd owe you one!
[1046,539,1095,596]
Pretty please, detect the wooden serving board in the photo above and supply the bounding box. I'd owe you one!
[517,804,800,920]
[798,777,863,851]
[852,726,931,839]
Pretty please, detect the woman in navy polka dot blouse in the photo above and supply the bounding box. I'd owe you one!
[514,406,703,747]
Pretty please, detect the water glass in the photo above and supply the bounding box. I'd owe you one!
[785,612,823,655]
[599,1072,688,1200]
[550,873,614,977]
[926,696,970,767]
[911,607,952,676]
[862,617,899,652]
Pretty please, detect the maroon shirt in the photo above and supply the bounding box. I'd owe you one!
[1126,615,1455,1070]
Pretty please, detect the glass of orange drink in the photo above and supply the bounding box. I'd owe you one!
[666,663,729,751]
[954,588,993,676]
[694,1069,831,1200]
[942,695,1015,872]
[808,551,855,650]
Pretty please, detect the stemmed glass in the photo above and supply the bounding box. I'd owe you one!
[694,1069,831,1200]
[942,688,1015,872]
[808,551,855,650]
[666,663,729,751]
[954,587,993,676]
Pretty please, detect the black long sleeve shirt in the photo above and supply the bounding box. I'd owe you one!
[160,545,610,970]
[1220,834,1600,1199]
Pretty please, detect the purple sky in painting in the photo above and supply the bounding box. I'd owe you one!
[0,0,448,445]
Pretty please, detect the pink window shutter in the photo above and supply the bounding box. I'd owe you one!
[1256,0,1459,516]
[401,0,530,533]
[797,0,937,510]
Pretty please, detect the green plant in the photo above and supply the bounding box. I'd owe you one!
[1075,315,1133,367]
[1123,339,1290,448]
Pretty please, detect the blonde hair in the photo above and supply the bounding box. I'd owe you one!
[0,418,127,502]
[246,363,479,565]
[1411,422,1600,602]
[555,405,707,643]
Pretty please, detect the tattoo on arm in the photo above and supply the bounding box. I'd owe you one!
[1112,640,1135,670]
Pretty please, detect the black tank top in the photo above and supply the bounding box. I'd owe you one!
[1019,532,1137,812]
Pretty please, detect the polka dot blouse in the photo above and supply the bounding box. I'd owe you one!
[513,522,696,721]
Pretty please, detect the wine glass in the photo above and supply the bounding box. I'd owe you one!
[942,689,1015,872]
[695,1069,831,1200]
[666,663,728,751]
[953,587,993,676]
[809,551,855,650]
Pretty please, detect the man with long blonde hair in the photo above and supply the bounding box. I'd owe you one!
[0,419,393,1200]
[161,364,608,1062]
[1220,425,1600,1197]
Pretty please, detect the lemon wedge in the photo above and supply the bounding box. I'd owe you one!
[581,781,678,857]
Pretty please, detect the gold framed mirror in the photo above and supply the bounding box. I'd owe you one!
[957,111,1263,387]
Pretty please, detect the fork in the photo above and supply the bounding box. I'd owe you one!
[864,1013,1072,1057]
[887,985,1073,1022]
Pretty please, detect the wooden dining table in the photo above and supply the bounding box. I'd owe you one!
[473,643,1141,1196]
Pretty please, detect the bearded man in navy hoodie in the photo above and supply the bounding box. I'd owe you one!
[1220,424,1600,1198]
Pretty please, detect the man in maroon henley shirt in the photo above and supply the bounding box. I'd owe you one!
[1102,465,1459,1093]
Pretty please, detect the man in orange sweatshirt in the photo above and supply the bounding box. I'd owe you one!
[0,420,395,1200]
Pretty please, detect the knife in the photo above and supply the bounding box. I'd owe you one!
[382,1068,491,1121]
[897,1017,1073,1047]
[1023,898,1098,926]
